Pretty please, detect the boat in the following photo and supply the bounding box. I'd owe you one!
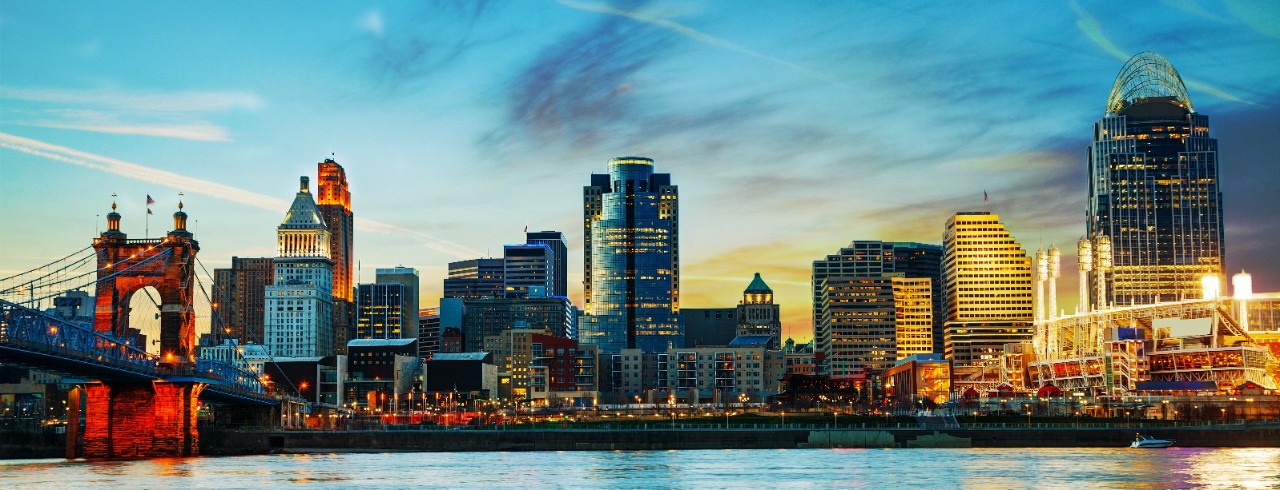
[1130,433,1174,448]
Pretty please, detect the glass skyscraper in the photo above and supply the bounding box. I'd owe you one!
[581,157,681,354]
[1088,52,1224,305]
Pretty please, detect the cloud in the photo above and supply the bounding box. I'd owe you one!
[557,0,850,91]
[0,132,483,259]
[357,9,384,37]
[0,86,263,141]
[0,86,264,113]
[355,1,505,96]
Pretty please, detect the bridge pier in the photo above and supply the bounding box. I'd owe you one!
[80,381,206,458]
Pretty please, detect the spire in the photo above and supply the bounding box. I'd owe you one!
[173,192,188,231]
[300,176,310,193]
[105,193,123,235]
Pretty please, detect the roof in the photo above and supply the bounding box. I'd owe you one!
[430,352,492,362]
[347,338,416,348]
[729,335,774,347]
[744,272,772,293]
[281,177,327,229]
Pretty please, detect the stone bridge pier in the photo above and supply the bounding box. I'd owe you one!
[70,381,205,458]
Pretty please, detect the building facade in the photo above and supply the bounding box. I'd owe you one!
[812,241,943,356]
[525,231,568,298]
[461,293,575,352]
[374,267,420,342]
[941,212,1033,367]
[503,244,555,297]
[316,158,354,355]
[263,176,334,357]
[1087,52,1224,306]
[581,157,682,354]
[443,258,505,300]
[213,256,274,344]
[737,273,782,348]
[354,283,406,340]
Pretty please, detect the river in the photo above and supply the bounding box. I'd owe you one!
[3,447,1279,488]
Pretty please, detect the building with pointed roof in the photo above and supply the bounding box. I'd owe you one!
[737,272,781,348]
[264,176,335,357]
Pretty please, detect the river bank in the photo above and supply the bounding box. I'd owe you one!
[201,425,1280,455]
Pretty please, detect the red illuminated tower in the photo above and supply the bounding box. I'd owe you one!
[318,158,354,354]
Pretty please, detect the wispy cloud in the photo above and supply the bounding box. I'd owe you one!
[355,1,504,96]
[557,0,850,91]
[0,132,483,258]
[1068,1,1252,106]
[0,86,263,141]
[0,86,264,113]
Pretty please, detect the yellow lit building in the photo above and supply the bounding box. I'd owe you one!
[942,212,1033,367]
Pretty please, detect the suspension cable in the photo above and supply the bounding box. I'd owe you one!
[0,245,93,282]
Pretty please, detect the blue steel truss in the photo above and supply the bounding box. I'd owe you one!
[0,299,273,404]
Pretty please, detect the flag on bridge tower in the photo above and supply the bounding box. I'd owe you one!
[146,195,154,215]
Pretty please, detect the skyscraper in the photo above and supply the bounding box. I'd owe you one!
[1087,52,1224,305]
[581,157,681,354]
[941,212,1033,366]
[317,158,354,354]
[526,231,568,298]
[503,243,555,297]
[263,176,334,357]
[353,267,419,342]
[212,256,274,343]
[811,241,943,357]
[443,258,505,299]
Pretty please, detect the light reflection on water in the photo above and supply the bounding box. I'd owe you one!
[1,447,1277,488]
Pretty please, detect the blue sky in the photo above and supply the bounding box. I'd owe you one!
[2,0,1278,342]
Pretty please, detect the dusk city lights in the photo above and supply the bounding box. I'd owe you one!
[2,1,1279,487]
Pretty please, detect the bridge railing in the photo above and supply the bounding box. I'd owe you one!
[0,299,157,376]
[191,358,268,397]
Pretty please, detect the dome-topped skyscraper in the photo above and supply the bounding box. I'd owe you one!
[1087,52,1224,305]
[737,272,781,348]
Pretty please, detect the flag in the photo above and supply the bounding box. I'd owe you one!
[147,208,153,215]
[146,195,155,206]
[983,190,988,202]
[523,225,528,233]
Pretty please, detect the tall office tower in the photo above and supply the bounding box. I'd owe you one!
[811,241,943,359]
[526,231,568,297]
[503,244,555,297]
[375,266,419,342]
[736,273,781,348]
[317,158,354,355]
[1087,52,1224,305]
[263,177,334,357]
[818,276,896,376]
[891,277,934,360]
[354,283,405,339]
[418,308,441,358]
[212,256,275,343]
[941,212,1033,366]
[580,157,681,354]
[443,258,505,299]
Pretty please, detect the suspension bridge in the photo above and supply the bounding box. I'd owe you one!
[0,201,282,458]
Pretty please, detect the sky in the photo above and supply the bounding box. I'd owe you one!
[2,0,1278,344]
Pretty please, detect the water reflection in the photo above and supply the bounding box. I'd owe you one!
[0,448,1277,488]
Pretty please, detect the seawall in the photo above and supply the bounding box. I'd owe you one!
[202,426,1280,455]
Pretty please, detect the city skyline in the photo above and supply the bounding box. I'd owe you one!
[3,2,1279,344]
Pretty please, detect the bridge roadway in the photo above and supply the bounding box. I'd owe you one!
[0,299,276,407]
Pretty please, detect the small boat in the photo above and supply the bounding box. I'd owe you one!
[1130,433,1174,448]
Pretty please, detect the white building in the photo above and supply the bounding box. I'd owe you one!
[264,176,334,357]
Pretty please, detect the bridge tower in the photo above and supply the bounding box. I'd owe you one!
[80,197,206,458]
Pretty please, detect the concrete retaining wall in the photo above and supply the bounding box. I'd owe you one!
[203,426,1280,455]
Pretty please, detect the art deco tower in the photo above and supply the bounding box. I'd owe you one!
[317,158,354,354]
[581,157,681,353]
[1087,52,1224,305]
[263,177,334,357]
